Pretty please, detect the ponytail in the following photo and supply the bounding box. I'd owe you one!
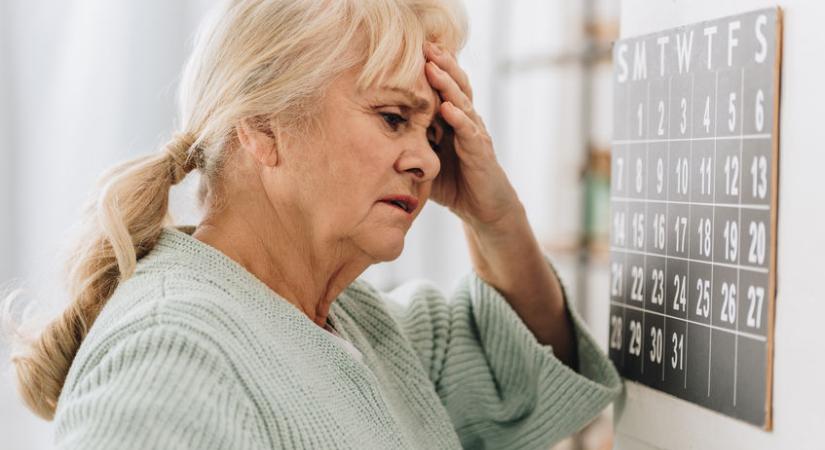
[3,133,201,420]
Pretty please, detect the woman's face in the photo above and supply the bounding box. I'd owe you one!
[272,63,443,262]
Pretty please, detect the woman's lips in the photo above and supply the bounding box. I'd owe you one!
[378,195,419,215]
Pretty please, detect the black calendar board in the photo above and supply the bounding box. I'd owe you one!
[608,8,781,428]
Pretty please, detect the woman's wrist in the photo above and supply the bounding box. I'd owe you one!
[462,203,537,288]
[462,199,527,242]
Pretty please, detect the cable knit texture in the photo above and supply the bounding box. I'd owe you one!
[54,226,621,449]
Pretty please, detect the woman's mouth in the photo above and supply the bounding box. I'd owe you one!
[378,195,419,214]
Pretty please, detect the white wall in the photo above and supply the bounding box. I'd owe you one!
[0,0,13,282]
[616,1,825,448]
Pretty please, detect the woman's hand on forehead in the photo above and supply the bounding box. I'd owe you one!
[422,42,521,232]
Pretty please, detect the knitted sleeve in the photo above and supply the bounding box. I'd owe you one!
[385,257,623,450]
[54,325,266,450]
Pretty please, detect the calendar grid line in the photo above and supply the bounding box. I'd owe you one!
[611,301,767,342]
[621,77,631,371]
[663,75,671,383]
[641,79,650,376]
[610,196,769,211]
[684,71,696,391]
[733,66,746,408]
[707,69,719,399]
[610,247,768,273]
[611,133,771,145]
[619,250,627,367]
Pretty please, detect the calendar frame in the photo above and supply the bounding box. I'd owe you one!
[607,7,782,429]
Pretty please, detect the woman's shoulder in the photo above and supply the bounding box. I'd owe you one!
[53,297,267,445]
[88,226,301,344]
[63,271,238,383]
[88,264,237,339]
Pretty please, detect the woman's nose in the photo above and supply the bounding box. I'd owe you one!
[397,139,440,182]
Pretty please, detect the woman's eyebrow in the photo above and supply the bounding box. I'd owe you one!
[383,87,436,119]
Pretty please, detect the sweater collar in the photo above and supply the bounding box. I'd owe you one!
[151,225,331,330]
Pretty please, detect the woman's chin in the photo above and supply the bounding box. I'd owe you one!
[361,231,406,262]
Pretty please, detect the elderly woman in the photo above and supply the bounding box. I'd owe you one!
[8,0,621,448]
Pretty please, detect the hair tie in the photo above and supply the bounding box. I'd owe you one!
[164,132,200,184]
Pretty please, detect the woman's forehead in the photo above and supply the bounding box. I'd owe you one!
[336,66,440,120]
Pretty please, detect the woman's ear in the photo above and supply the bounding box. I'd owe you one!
[236,117,279,167]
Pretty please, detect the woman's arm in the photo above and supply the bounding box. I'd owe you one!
[423,42,576,368]
[382,256,620,450]
[462,208,577,368]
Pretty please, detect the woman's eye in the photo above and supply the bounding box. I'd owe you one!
[427,126,441,152]
[380,112,407,130]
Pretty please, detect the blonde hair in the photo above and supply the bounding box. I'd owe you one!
[3,0,467,420]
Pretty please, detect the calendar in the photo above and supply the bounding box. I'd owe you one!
[608,8,781,428]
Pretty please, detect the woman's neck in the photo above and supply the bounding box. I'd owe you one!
[191,206,371,328]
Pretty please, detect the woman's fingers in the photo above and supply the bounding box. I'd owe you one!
[425,43,473,101]
[425,61,477,123]
[440,101,491,162]
[423,42,493,163]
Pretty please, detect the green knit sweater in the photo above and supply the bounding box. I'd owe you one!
[54,226,621,449]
